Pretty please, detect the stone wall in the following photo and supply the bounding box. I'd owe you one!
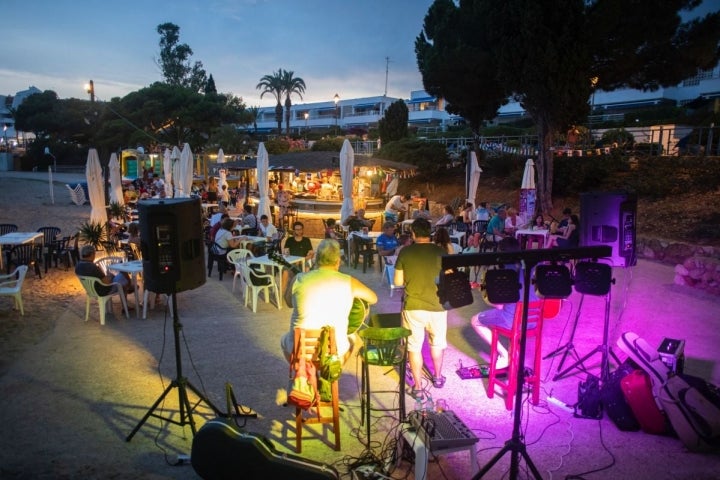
[637,236,720,295]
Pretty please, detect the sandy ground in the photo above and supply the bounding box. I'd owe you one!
[0,172,719,480]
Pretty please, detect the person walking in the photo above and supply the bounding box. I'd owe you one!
[394,217,447,399]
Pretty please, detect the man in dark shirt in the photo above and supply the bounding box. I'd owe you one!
[75,245,131,298]
[283,221,314,260]
[394,217,447,400]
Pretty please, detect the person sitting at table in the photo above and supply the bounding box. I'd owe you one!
[504,207,521,235]
[280,239,377,363]
[126,222,141,247]
[475,202,491,221]
[75,245,133,299]
[461,202,475,230]
[546,214,580,248]
[434,227,456,254]
[210,202,227,227]
[284,221,314,262]
[343,208,372,232]
[376,221,400,259]
[434,205,456,229]
[486,207,509,243]
[259,214,278,239]
[214,218,242,253]
[524,213,548,249]
[241,204,259,236]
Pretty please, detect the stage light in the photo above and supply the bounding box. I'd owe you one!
[535,263,573,298]
[574,261,613,296]
[483,268,520,304]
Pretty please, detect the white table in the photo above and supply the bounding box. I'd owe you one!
[249,254,305,293]
[515,228,549,248]
[0,232,43,273]
[108,260,143,318]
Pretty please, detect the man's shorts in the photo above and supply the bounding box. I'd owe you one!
[402,309,448,353]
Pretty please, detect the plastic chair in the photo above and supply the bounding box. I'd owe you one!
[0,265,28,315]
[352,235,379,273]
[357,326,411,446]
[9,244,42,278]
[238,263,280,312]
[487,300,546,410]
[292,326,341,453]
[208,243,229,280]
[381,262,404,298]
[36,226,61,273]
[77,275,129,325]
[226,248,255,293]
[94,256,126,275]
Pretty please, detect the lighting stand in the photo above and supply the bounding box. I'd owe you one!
[544,293,586,377]
[126,293,222,442]
[472,261,543,480]
[552,289,618,383]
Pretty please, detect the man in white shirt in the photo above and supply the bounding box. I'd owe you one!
[210,202,227,227]
[259,214,278,239]
[384,193,411,223]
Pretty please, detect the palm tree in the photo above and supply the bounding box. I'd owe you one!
[256,70,284,134]
[280,69,306,136]
[247,106,260,133]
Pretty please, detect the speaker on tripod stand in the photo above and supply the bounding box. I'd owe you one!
[127,198,222,442]
[580,190,637,268]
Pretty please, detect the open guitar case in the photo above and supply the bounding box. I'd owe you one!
[617,331,720,452]
[191,417,340,479]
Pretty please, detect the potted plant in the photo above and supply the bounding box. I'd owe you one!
[108,201,125,222]
[78,221,107,249]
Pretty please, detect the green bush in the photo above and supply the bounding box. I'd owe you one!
[311,138,344,152]
[376,138,446,172]
[264,138,290,154]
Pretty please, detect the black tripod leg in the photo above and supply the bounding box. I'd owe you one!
[126,380,177,442]
[544,295,585,373]
[553,346,600,381]
[185,380,223,416]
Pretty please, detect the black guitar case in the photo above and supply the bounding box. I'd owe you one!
[191,418,340,480]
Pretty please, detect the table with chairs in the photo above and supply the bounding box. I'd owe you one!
[0,231,44,276]
[348,231,381,273]
[106,259,144,319]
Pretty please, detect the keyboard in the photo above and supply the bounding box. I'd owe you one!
[407,410,479,450]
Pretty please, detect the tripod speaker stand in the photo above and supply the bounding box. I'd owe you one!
[126,293,222,441]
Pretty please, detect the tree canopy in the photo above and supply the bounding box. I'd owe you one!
[378,99,409,143]
[156,22,208,92]
[416,0,720,213]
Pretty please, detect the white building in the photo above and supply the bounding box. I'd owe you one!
[0,86,41,148]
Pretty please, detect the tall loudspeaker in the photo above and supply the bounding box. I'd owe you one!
[139,198,206,294]
[580,190,637,267]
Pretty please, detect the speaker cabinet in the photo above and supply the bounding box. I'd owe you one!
[580,191,637,267]
[138,198,206,294]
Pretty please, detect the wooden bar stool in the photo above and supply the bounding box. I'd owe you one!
[292,327,341,453]
[487,300,547,410]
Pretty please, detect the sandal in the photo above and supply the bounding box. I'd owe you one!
[411,388,425,401]
[432,375,446,389]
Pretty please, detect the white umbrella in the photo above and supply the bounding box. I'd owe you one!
[86,148,108,225]
[176,143,193,198]
[256,142,272,221]
[171,145,181,198]
[339,139,355,224]
[519,158,537,224]
[466,151,482,207]
[163,148,173,198]
[386,176,398,197]
[108,153,124,206]
[217,148,228,191]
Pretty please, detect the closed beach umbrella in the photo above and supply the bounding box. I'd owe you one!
[256,142,272,221]
[519,158,537,224]
[217,148,228,191]
[86,148,108,225]
[466,151,482,207]
[171,146,182,198]
[163,148,173,198]
[175,143,193,198]
[339,139,355,225]
[108,152,124,206]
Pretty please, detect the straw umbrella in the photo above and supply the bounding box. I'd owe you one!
[86,149,108,225]
[339,139,355,225]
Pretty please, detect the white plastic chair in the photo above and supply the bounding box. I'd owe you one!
[381,262,404,298]
[0,265,28,315]
[238,263,280,312]
[94,255,126,275]
[77,275,129,325]
[226,248,255,293]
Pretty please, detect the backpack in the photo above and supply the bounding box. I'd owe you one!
[315,326,342,402]
[287,350,317,410]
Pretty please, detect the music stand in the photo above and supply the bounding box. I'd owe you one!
[126,293,223,441]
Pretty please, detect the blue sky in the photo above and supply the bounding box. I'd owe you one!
[1,0,435,106]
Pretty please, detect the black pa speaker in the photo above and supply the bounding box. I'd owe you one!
[138,198,206,294]
[580,191,637,267]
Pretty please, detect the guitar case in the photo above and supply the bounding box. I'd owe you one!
[191,418,340,480]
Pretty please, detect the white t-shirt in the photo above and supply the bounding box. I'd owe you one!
[280,268,353,359]
[260,222,278,238]
[385,195,406,214]
[210,212,224,227]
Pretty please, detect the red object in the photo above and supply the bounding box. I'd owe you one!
[620,370,667,434]
[487,300,547,410]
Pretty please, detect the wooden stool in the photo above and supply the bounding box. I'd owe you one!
[488,300,547,410]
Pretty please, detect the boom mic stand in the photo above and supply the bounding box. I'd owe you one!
[126,293,222,442]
